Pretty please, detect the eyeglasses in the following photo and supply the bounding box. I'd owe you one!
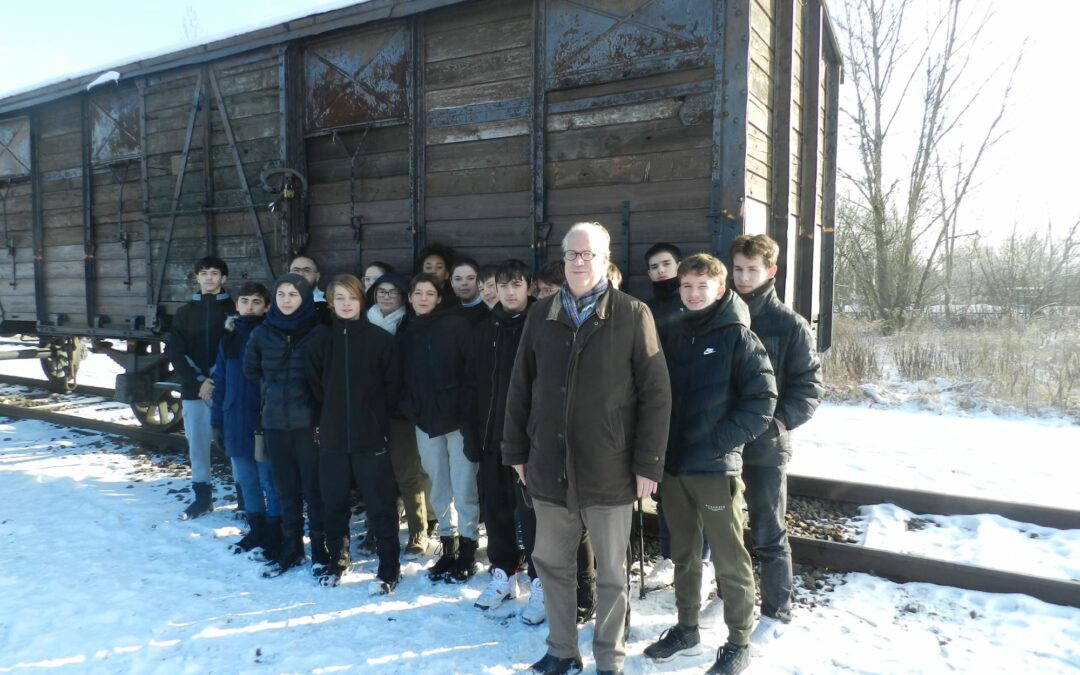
[376,288,401,298]
[290,266,316,275]
[563,250,599,262]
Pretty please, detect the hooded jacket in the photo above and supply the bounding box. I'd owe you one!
[502,287,672,510]
[166,290,234,400]
[398,305,471,438]
[211,314,263,458]
[306,316,402,455]
[662,290,777,476]
[461,301,531,462]
[737,280,823,466]
[242,275,321,431]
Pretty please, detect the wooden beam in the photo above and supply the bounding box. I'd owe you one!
[408,17,427,265]
[29,110,45,325]
[80,95,97,326]
[769,0,796,303]
[795,0,822,321]
[819,55,840,351]
[711,0,751,257]
[530,0,547,272]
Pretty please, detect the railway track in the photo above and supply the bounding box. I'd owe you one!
[0,375,1077,609]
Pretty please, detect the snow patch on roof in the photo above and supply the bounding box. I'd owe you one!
[86,71,120,91]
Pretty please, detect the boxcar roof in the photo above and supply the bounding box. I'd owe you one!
[0,0,469,115]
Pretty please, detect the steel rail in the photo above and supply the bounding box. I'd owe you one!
[0,375,116,399]
[0,402,186,451]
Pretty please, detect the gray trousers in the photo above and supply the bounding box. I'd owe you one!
[182,399,212,484]
[533,500,632,672]
[663,472,755,646]
[743,464,793,622]
[415,428,478,539]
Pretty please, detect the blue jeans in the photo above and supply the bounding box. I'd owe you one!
[182,399,212,484]
[230,456,280,517]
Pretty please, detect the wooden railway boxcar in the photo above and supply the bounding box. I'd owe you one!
[0,0,840,429]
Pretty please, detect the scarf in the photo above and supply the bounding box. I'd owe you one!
[367,304,406,335]
[265,273,317,334]
[560,277,609,328]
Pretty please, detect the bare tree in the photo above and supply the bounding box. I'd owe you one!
[976,219,1080,315]
[837,0,1020,330]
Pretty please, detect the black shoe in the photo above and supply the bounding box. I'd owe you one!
[575,575,597,624]
[356,532,378,556]
[644,624,703,662]
[446,537,478,583]
[310,530,330,575]
[181,482,214,520]
[256,516,283,562]
[426,519,439,538]
[319,535,352,587]
[528,653,583,675]
[262,536,305,578]
[428,536,458,581]
[705,643,750,675]
[231,514,265,554]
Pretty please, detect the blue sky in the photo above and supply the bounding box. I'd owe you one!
[1,0,1077,238]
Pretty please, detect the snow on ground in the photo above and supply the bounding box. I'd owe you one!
[2,349,1079,671]
[789,402,1080,510]
[860,504,1080,582]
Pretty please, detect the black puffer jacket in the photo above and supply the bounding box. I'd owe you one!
[737,280,823,466]
[306,317,402,454]
[462,302,531,462]
[662,290,777,476]
[242,275,321,431]
[398,308,471,438]
[646,278,683,336]
[166,291,234,400]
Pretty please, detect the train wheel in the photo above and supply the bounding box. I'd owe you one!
[130,362,184,433]
[40,338,88,393]
[130,388,184,433]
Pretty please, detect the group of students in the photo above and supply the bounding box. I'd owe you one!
[165,225,821,675]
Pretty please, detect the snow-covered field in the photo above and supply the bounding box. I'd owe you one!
[1,350,1078,673]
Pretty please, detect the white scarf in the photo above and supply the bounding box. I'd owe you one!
[367,304,406,335]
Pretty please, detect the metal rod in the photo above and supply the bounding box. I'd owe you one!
[152,71,204,307]
[81,94,97,327]
[30,109,46,324]
[145,204,269,218]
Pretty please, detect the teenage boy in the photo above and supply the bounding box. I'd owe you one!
[642,242,685,591]
[463,260,536,604]
[289,255,332,325]
[211,282,281,558]
[477,264,499,310]
[729,234,822,651]
[532,260,564,299]
[644,253,776,675]
[169,256,234,520]
[451,257,489,324]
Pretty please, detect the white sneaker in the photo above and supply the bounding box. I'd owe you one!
[698,596,725,629]
[644,558,676,590]
[475,568,516,609]
[749,615,787,655]
[521,578,546,625]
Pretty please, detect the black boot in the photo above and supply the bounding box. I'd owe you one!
[263,529,305,577]
[319,534,352,587]
[182,482,214,520]
[446,537,478,583]
[310,530,330,575]
[428,536,458,581]
[256,516,283,562]
[231,514,265,554]
[575,574,597,624]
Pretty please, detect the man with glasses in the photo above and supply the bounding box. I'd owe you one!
[503,222,671,675]
[289,255,331,324]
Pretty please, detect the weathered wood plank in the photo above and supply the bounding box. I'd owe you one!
[426,16,531,63]
[425,0,530,35]
[547,148,712,190]
[426,118,530,145]
[426,47,530,91]
[308,175,410,205]
[426,135,528,173]
[546,99,683,133]
[309,199,410,226]
[425,164,530,197]
[547,117,712,163]
[426,78,531,111]
[425,190,530,220]
[546,179,712,216]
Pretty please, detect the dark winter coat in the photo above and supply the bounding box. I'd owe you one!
[305,317,403,455]
[646,278,684,336]
[398,308,471,438]
[166,291,234,400]
[462,302,531,462]
[662,290,777,477]
[211,314,264,459]
[456,300,490,325]
[737,280,823,466]
[502,287,672,511]
[242,275,321,431]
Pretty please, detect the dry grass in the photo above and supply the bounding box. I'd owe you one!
[822,314,1080,418]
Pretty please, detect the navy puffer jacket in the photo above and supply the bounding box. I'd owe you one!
[211,314,263,458]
